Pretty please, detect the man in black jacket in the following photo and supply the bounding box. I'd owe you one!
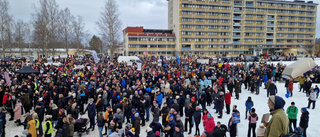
[83,98,96,131]
[299,107,309,137]
[35,103,45,136]
[145,94,151,122]
[161,103,169,124]
[267,82,277,97]
[184,103,194,134]
[217,92,225,118]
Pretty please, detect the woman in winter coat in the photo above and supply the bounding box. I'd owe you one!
[67,115,75,137]
[26,116,36,137]
[134,113,141,137]
[194,106,202,136]
[62,117,69,137]
[227,79,234,96]
[202,109,209,127]
[13,99,22,126]
[224,90,232,114]
[288,79,294,97]
[247,108,258,137]
[51,104,59,127]
[245,97,254,119]
[152,104,160,122]
[234,79,241,100]
[205,113,215,134]
[96,112,106,137]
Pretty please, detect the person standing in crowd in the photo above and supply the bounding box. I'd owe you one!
[205,113,215,135]
[227,79,234,97]
[224,90,231,115]
[263,96,289,137]
[0,108,6,137]
[96,112,106,137]
[247,108,258,137]
[299,107,309,137]
[297,76,305,92]
[194,106,201,136]
[228,105,239,137]
[307,88,316,109]
[245,97,254,119]
[267,81,277,97]
[285,78,290,96]
[217,92,225,118]
[152,104,160,122]
[26,115,36,137]
[315,85,319,99]
[161,102,169,125]
[288,79,293,97]
[13,99,22,126]
[304,78,312,97]
[286,102,298,133]
[184,103,194,134]
[234,79,241,100]
[156,91,163,108]
[134,113,141,137]
[43,115,53,137]
[168,114,175,137]
[145,93,151,122]
[213,121,227,137]
[83,98,96,131]
[173,124,184,137]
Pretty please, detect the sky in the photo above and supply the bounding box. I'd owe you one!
[7,0,320,38]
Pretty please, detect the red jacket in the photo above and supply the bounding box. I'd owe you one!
[2,94,9,105]
[205,116,215,133]
[224,93,231,105]
[288,81,293,91]
[218,78,223,86]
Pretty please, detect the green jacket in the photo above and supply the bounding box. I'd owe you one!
[264,109,289,137]
[298,77,305,85]
[286,106,298,120]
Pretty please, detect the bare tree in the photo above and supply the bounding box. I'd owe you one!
[72,15,87,53]
[89,35,103,53]
[59,8,74,57]
[14,20,30,55]
[0,0,11,58]
[96,0,122,56]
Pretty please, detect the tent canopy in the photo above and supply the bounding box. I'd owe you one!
[282,58,316,79]
[15,67,40,74]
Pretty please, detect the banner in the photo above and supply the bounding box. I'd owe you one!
[232,112,241,124]
[127,62,133,66]
[137,63,142,71]
[176,56,180,66]
[4,72,11,86]
[92,50,99,63]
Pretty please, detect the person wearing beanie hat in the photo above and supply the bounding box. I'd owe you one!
[264,95,289,137]
[286,101,298,133]
[174,123,184,137]
[267,81,278,97]
[133,111,141,137]
[83,97,96,131]
[299,107,309,137]
[168,113,176,137]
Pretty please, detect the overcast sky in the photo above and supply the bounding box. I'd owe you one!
[7,0,320,38]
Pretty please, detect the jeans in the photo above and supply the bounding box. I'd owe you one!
[145,107,150,121]
[53,120,58,127]
[98,126,103,137]
[286,87,289,95]
[247,123,256,137]
[302,127,307,137]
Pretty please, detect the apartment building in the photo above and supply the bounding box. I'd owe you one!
[123,27,176,56]
[168,0,318,56]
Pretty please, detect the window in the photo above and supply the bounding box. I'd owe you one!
[268,9,275,12]
[256,39,263,42]
[256,21,264,24]
[195,5,207,9]
[307,23,314,26]
[298,17,305,20]
[244,39,253,42]
[128,45,137,48]
[297,34,304,38]
[195,25,205,29]
[195,38,205,42]
[307,28,314,32]
[288,28,295,31]
[221,6,231,10]
[208,45,217,48]
[277,21,285,25]
[245,33,253,36]
[221,13,230,16]
[298,28,305,31]
[287,39,293,43]
[277,27,285,31]
[182,31,191,35]
[221,26,230,30]
[168,38,175,41]
[298,23,305,26]
[245,14,254,18]
[308,6,315,10]
[256,15,264,18]
[245,20,254,24]
[182,4,193,8]
[208,38,218,42]
[139,45,147,48]
[195,32,205,35]
[195,45,204,48]
[208,32,218,35]
[278,34,284,37]
[256,33,264,36]
[208,5,219,9]
[209,0,219,2]
[208,19,218,22]
[182,38,192,42]
[306,34,314,38]
[182,18,192,22]
[278,16,286,19]
[288,34,294,37]
[268,3,275,6]
[220,39,230,42]
[220,19,230,23]
[299,5,305,8]
[289,10,296,14]
[278,4,286,7]
[288,22,295,25]
[246,8,255,11]
[257,2,265,6]
[195,12,206,15]
[195,18,205,22]
[256,8,266,12]
[299,11,305,14]
[149,38,157,41]
[182,25,192,28]
[288,16,295,20]
[139,38,148,41]
[297,40,304,43]
[208,25,218,29]
[307,17,314,21]
[220,32,230,36]
[277,10,287,13]
[182,11,192,15]
[289,4,296,8]
[245,26,253,30]
[256,27,264,30]
[277,39,284,42]
[208,12,219,16]
[128,37,138,41]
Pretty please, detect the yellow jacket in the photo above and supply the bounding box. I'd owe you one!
[27,120,37,137]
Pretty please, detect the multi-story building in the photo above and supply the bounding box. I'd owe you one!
[123,0,317,57]
[168,0,317,56]
[123,26,176,56]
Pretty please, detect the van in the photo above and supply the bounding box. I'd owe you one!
[117,56,141,63]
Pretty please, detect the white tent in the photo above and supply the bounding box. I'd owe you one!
[282,58,316,79]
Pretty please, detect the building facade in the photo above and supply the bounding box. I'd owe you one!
[123,27,176,56]
[124,0,317,57]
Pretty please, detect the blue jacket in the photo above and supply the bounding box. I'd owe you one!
[156,93,163,105]
[263,74,268,83]
[121,80,126,88]
[168,119,175,135]
[149,122,163,133]
[96,119,106,127]
[245,101,254,111]
[84,103,96,117]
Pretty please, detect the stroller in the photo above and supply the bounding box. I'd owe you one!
[74,118,90,137]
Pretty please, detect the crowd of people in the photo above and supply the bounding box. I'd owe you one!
[0,55,317,137]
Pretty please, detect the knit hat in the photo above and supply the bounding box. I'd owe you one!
[126,123,132,127]
[131,108,136,113]
[301,107,307,112]
[269,96,286,110]
[269,96,275,106]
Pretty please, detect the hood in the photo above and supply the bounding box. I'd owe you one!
[208,77,211,80]
[269,95,286,110]
[251,113,257,118]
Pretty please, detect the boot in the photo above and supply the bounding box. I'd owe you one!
[103,126,108,135]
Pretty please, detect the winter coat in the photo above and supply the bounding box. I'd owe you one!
[102,93,108,106]
[147,131,156,137]
[304,80,312,91]
[298,77,305,85]
[27,120,37,137]
[22,93,30,106]
[134,117,141,136]
[235,82,241,93]
[299,111,309,128]
[152,107,160,122]
[224,93,231,105]
[264,109,289,137]
[156,93,163,105]
[245,101,254,111]
[205,116,215,133]
[13,102,22,120]
[52,109,59,121]
[62,122,69,137]
[84,103,96,118]
[97,118,106,127]
[202,113,208,126]
[69,120,75,137]
[185,106,195,118]
[288,81,293,92]
[35,106,45,122]
[286,106,298,120]
[248,113,258,124]
[268,83,277,96]
[309,91,316,101]
[194,110,201,124]
[173,131,184,137]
